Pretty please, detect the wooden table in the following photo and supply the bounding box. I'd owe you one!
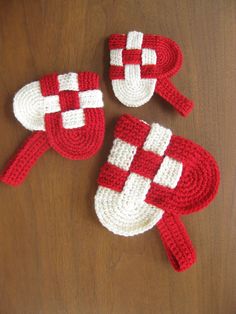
[0,1,235,313]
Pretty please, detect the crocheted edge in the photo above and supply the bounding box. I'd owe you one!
[0,131,50,186]
[157,213,196,272]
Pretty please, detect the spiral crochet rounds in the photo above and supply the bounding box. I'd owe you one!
[1,72,105,186]
[95,114,220,271]
[109,31,194,116]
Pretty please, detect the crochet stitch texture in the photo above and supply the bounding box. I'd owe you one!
[1,72,105,186]
[95,114,220,271]
[109,31,194,116]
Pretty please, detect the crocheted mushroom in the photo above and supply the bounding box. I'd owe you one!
[95,114,220,271]
[1,72,105,186]
[109,31,194,116]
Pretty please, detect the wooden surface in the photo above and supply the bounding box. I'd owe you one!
[0,1,235,313]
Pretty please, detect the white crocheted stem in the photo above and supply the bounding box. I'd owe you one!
[110,31,157,107]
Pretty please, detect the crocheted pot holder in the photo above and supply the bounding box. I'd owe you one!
[95,114,220,271]
[109,31,194,116]
[1,72,105,186]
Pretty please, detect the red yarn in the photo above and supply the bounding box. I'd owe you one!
[157,213,196,272]
[59,91,80,111]
[99,115,220,215]
[122,49,142,64]
[0,132,50,186]
[98,162,129,192]
[1,72,105,186]
[45,108,104,160]
[155,78,193,116]
[145,135,220,215]
[97,114,220,271]
[40,73,59,96]
[130,148,163,179]
[109,33,194,116]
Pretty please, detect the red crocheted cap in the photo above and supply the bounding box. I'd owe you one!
[109,31,194,116]
[1,72,105,186]
[95,114,220,271]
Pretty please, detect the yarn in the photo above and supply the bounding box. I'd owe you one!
[1,72,105,186]
[109,31,194,116]
[95,114,220,271]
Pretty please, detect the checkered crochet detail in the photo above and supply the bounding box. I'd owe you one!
[109,31,194,116]
[1,72,105,186]
[95,114,220,271]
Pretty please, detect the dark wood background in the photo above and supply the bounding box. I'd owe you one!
[0,1,235,313]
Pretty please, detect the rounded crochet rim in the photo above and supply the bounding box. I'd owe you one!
[175,138,220,215]
[112,78,157,107]
[95,186,164,237]
[13,81,46,131]
[45,109,105,160]
[155,35,183,78]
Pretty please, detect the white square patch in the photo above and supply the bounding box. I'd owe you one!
[110,49,123,66]
[44,95,60,113]
[124,64,141,81]
[142,48,157,65]
[108,138,137,171]
[153,156,183,189]
[58,72,79,91]
[126,31,144,49]
[62,109,85,129]
[79,90,104,108]
[143,123,172,156]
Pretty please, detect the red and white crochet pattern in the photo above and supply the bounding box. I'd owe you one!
[109,31,194,116]
[95,114,220,271]
[1,72,105,186]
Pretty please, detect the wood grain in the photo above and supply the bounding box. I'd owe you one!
[0,0,235,313]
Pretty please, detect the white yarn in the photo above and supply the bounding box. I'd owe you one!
[153,156,183,189]
[13,74,104,132]
[44,95,60,114]
[79,90,104,108]
[121,173,151,210]
[110,31,157,107]
[143,123,172,156]
[126,31,143,49]
[142,48,157,65]
[107,138,137,171]
[112,79,157,107]
[95,186,163,236]
[95,121,183,237]
[13,81,46,131]
[61,109,85,129]
[110,49,123,66]
[58,72,79,91]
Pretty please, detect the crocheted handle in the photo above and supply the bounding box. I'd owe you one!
[156,213,196,272]
[0,131,50,186]
[155,78,194,116]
